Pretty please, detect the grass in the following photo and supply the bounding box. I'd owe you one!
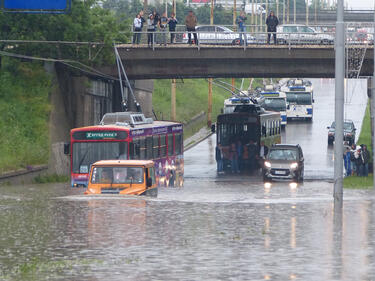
[153,78,267,139]
[344,100,373,189]
[0,58,52,174]
[343,175,373,189]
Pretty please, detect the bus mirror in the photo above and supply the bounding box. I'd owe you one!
[211,124,216,133]
[146,178,153,188]
[64,142,70,155]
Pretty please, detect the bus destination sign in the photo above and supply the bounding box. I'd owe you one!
[86,132,117,139]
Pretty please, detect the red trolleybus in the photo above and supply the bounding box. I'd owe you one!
[65,112,183,187]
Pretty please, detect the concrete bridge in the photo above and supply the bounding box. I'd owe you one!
[113,44,374,80]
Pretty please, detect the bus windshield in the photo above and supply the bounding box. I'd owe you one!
[268,149,297,161]
[286,92,312,105]
[262,98,287,111]
[91,166,144,184]
[73,142,128,174]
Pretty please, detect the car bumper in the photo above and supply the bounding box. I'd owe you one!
[263,168,299,180]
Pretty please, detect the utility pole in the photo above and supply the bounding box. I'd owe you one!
[173,0,176,15]
[252,0,255,32]
[333,0,344,207]
[255,0,258,32]
[276,0,279,19]
[144,0,148,13]
[293,0,296,24]
[171,79,176,121]
[287,0,290,23]
[315,0,318,24]
[233,0,237,31]
[306,0,309,25]
[208,0,214,127]
[283,0,285,23]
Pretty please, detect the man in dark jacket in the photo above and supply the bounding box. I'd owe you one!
[361,145,370,177]
[266,11,279,44]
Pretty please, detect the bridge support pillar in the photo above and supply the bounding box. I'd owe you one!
[131,80,154,118]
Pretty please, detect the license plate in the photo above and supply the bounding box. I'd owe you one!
[275,170,286,175]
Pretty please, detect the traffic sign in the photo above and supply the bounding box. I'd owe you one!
[2,0,71,13]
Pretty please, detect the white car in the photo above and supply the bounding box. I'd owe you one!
[276,24,334,45]
[182,25,255,45]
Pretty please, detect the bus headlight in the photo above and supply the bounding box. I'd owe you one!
[290,162,298,169]
[264,161,271,168]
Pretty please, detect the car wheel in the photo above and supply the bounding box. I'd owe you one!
[263,174,271,182]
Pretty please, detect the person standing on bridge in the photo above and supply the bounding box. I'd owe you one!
[236,11,247,46]
[185,10,198,45]
[133,13,142,44]
[168,13,178,44]
[159,12,169,46]
[147,13,156,47]
[266,11,279,45]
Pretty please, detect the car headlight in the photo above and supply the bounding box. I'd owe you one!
[290,162,298,169]
[264,161,271,168]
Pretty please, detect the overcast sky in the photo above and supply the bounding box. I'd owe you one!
[346,0,373,9]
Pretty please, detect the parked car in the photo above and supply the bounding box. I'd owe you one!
[276,24,334,45]
[182,25,254,45]
[327,120,356,145]
[262,144,304,182]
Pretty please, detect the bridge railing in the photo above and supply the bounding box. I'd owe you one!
[128,29,374,50]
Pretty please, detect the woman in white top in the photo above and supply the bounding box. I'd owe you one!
[133,14,142,44]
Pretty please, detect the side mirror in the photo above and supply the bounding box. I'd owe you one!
[146,178,153,188]
[211,124,216,133]
[64,142,70,155]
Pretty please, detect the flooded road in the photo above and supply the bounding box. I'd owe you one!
[1,79,374,280]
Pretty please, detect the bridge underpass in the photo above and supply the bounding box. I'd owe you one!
[112,45,374,80]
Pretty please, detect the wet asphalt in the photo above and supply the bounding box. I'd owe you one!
[1,79,375,281]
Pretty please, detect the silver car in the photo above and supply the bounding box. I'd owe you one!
[276,24,334,45]
[262,144,304,182]
[182,25,254,45]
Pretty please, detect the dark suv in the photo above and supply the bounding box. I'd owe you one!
[327,120,356,145]
[262,144,304,182]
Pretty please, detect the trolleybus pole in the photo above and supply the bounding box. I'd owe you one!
[333,0,345,207]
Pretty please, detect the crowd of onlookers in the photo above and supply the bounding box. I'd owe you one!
[132,9,197,46]
[343,143,370,177]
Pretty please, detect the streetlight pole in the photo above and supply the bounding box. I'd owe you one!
[334,0,345,207]
[306,0,309,25]
[293,0,296,24]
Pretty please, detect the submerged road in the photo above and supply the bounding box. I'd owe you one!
[0,79,374,280]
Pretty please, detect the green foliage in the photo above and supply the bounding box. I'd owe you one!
[0,0,129,66]
[33,174,69,184]
[0,58,52,173]
[357,101,372,162]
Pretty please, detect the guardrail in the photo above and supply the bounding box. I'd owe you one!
[128,29,373,51]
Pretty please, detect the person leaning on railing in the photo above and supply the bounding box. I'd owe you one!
[159,12,168,46]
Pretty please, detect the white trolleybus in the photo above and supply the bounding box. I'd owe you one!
[284,79,314,121]
[259,85,287,127]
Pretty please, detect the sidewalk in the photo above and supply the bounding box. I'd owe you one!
[184,126,213,151]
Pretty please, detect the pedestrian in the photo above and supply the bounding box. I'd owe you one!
[350,143,356,175]
[139,10,146,41]
[168,12,178,44]
[237,11,247,46]
[216,144,224,174]
[361,144,370,177]
[133,13,142,44]
[168,169,175,187]
[147,13,156,47]
[159,12,168,46]
[343,147,352,177]
[247,139,257,173]
[185,10,198,45]
[266,11,279,44]
[354,146,362,176]
[230,142,240,173]
[258,140,269,168]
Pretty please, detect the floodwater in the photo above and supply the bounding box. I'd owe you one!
[1,79,374,281]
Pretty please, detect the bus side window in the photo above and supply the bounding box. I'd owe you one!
[160,134,167,157]
[168,134,174,156]
[175,133,182,155]
[146,137,153,159]
[139,138,146,159]
[153,135,160,159]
